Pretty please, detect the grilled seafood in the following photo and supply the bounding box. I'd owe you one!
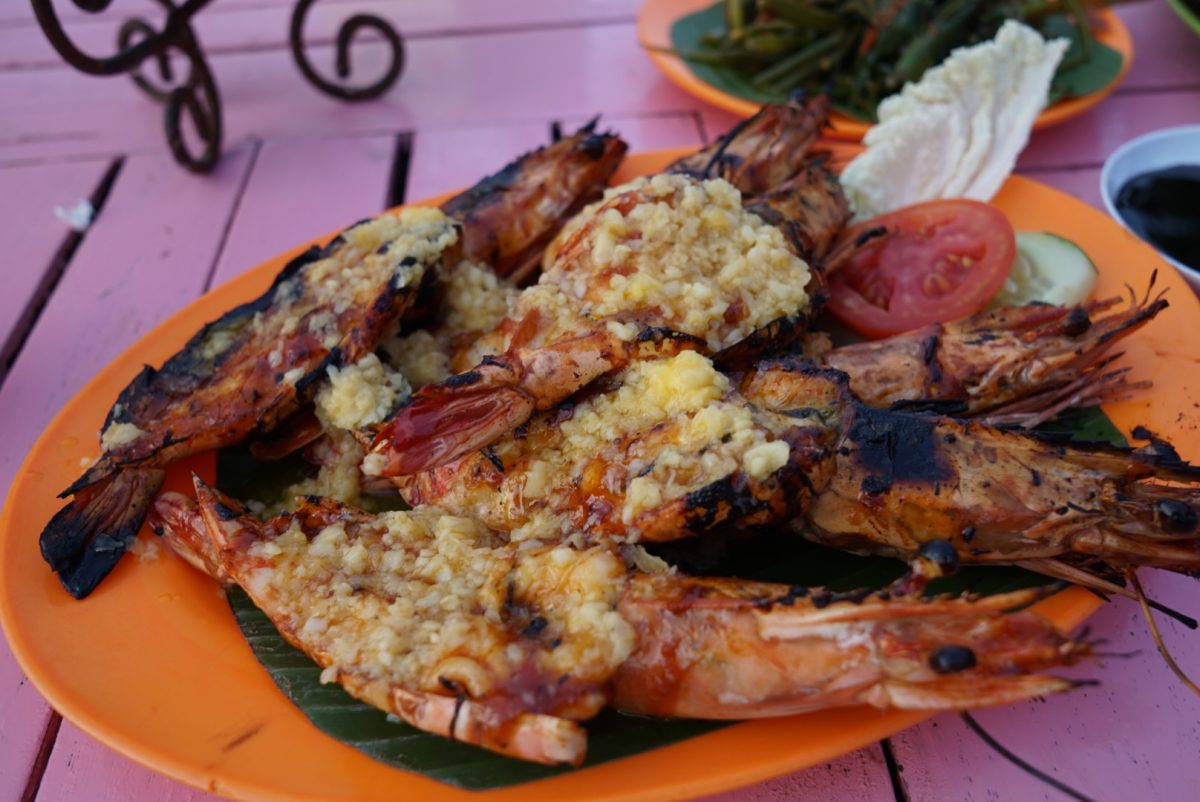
[40,125,628,599]
[40,211,458,599]
[151,480,1089,766]
[390,350,831,543]
[367,96,854,477]
[746,360,1200,584]
[666,95,849,266]
[817,291,1165,427]
[440,117,628,283]
[666,93,830,197]
[391,351,1200,589]
[369,173,829,477]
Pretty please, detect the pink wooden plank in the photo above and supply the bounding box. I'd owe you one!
[37,722,219,802]
[1116,1,1200,91]
[0,23,705,164]
[699,746,894,802]
[0,644,54,802]
[406,121,555,200]
[407,113,704,202]
[0,158,111,368]
[209,134,396,286]
[0,147,253,802]
[0,0,642,69]
[559,111,705,153]
[1019,90,1200,171]
[0,144,254,499]
[889,572,1200,802]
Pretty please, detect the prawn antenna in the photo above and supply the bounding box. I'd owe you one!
[701,113,755,178]
[959,712,1099,802]
[1126,570,1200,698]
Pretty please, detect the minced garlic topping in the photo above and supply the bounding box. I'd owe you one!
[462,174,812,364]
[240,505,635,704]
[441,259,518,340]
[315,353,411,430]
[547,174,811,350]
[270,429,368,513]
[403,351,798,540]
[257,208,458,385]
[100,421,146,451]
[380,259,517,388]
[381,329,450,389]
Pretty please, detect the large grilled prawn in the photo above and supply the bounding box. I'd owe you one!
[150,479,1089,766]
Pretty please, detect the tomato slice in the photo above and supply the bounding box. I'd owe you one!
[826,199,1016,338]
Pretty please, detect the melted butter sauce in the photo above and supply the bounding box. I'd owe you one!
[1115,165,1200,271]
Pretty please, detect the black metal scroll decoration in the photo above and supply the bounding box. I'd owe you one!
[289,0,405,101]
[30,0,406,173]
[31,0,222,173]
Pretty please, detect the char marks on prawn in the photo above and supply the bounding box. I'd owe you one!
[41,214,455,598]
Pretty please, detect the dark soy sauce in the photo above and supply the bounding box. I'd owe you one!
[1115,165,1200,271]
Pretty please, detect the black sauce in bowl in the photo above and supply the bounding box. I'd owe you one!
[1114,165,1200,271]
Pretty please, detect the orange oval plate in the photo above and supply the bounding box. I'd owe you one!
[639,0,1134,140]
[2,148,1197,802]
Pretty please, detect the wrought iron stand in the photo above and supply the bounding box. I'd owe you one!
[31,0,406,173]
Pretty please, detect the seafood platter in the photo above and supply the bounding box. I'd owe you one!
[2,22,1198,801]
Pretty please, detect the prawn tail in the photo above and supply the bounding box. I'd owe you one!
[39,466,165,598]
[369,331,625,476]
[368,376,536,477]
[149,491,233,583]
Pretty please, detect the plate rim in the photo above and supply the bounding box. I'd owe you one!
[637,0,1134,139]
[4,146,1193,802]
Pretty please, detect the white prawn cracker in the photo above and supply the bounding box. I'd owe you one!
[841,21,1069,219]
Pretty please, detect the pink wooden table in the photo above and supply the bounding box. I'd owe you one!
[2,2,1199,800]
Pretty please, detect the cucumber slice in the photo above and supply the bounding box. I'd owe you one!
[989,231,1098,307]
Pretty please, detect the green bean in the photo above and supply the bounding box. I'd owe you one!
[744,28,808,56]
[889,0,984,87]
[1062,0,1094,57]
[724,0,750,37]
[869,0,935,62]
[652,44,777,67]
[756,32,851,93]
[751,31,845,87]
[762,0,843,31]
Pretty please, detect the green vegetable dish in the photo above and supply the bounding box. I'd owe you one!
[670,0,1126,121]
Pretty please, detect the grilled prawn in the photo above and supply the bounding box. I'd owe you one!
[40,125,627,599]
[818,291,1166,427]
[151,481,1089,766]
[389,351,832,543]
[743,359,1200,587]
[392,351,1200,590]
